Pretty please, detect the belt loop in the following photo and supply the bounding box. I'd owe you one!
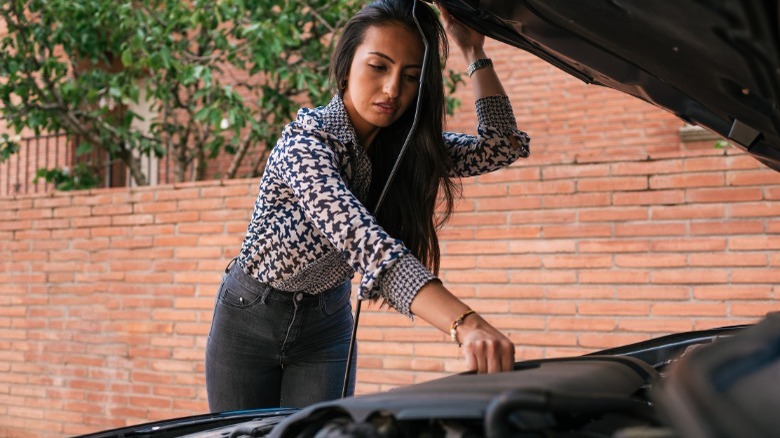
[224,257,237,274]
[260,284,270,305]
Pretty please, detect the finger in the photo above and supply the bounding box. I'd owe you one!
[501,342,515,372]
[463,346,477,372]
[434,3,456,27]
[476,341,488,373]
[487,340,502,374]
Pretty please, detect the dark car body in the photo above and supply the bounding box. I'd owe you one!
[435,0,780,170]
[78,1,780,437]
[77,323,766,437]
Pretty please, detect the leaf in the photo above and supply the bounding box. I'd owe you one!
[121,49,133,66]
[75,142,93,156]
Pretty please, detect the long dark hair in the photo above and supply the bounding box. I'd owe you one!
[330,0,458,275]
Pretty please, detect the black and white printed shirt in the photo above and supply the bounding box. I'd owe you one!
[238,93,530,318]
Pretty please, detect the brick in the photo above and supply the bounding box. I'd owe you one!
[509,270,576,284]
[475,254,541,269]
[509,300,575,315]
[730,302,780,317]
[614,254,687,268]
[443,263,508,282]
[731,269,780,284]
[690,221,763,235]
[542,163,610,180]
[693,286,771,300]
[687,187,763,203]
[651,204,725,220]
[178,223,225,234]
[689,252,766,267]
[728,202,780,218]
[578,301,651,316]
[543,224,612,238]
[155,211,200,223]
[548,317,617,332]
[652,302,728,317]
[650,172,724,189]
[614,189,685,206]
[579,207,648,222]
[615,286,690,300]
[440,256,476,270]
[177,198,225,211]
[509,239,577,254]
[726,169,780,185]
[614,222,687,237]
[444,241,508,255]
[651,238,726,252]
[477,166,539,183]
[476,285,545,299]
[578,176,648,192]
[508,180,576,195]
[580,270,650,284]
[462,183,507,198]
[729,236,780,251]
[579,239,649,253]
[652,269,729,284]
[543,255,612,269]
[476,195,542,211]
[508,209,577,224]
[474,225,540,240]
[612,160,684,176]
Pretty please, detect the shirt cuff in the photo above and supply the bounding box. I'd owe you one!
[476,94,518,133]
[379,253,437,318]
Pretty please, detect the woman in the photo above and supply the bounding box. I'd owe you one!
[206,0,530,411]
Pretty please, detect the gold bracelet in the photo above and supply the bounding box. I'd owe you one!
[450,309,476,346]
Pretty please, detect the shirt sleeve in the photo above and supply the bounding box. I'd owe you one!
[275,124,434,317]
[444,94,531,177]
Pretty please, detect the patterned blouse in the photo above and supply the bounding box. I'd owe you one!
[238,93,530,318]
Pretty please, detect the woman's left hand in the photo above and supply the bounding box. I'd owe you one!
[457,314,515,373]
[434,2,485,56]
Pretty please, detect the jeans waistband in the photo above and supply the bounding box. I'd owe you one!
[225,257,349,306]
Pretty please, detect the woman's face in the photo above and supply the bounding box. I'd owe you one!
[342,23,424,148]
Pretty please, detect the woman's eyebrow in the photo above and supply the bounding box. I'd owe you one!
[368,51,422,69]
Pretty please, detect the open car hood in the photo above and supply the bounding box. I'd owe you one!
[434,0,780,170]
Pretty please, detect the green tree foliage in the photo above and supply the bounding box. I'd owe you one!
[0,0,363,185]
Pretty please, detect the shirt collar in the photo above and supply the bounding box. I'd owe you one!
[297,94,360,148]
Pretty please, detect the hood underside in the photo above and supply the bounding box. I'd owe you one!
[436,0,780,170]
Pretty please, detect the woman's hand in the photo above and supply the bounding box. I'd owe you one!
[457,313,515,373]
[410,280,515,373]
[434,2,485,60]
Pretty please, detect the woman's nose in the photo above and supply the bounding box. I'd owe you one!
[383,75,400,98]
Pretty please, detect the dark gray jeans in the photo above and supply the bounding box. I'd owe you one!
[205,259,356,411]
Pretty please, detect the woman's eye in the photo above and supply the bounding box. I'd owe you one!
[369,64,386,72]
[405,74,420,83]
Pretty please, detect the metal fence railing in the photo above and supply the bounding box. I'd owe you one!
[0,133,196,197]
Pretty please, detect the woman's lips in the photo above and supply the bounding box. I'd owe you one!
[374,102,396,114]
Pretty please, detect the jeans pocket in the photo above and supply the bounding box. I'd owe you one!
[321,282,352,316]
[218,274,266,309]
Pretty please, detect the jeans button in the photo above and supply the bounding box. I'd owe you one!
[295,293,303,302]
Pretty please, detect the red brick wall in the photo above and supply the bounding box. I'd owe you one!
[2,48,780,437]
